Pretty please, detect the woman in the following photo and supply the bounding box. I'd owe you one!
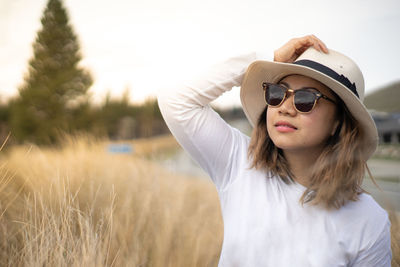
[157,35,392,266]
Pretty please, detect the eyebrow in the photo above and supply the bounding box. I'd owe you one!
[278,81,320,92]
[279,81,291,88]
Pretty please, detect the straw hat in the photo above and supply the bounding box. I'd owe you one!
[240,47,378,160]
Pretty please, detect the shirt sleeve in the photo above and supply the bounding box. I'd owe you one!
[157,53,259,191]
[351,218,392,267]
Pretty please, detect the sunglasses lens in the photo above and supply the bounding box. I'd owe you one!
[265,84,285,106]
[294,90,316,112]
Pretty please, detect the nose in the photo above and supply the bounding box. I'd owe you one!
[278,93,297,116]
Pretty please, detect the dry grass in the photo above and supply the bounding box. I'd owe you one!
[0,135,222,266]
[391,211,400,266]
[0,135,399,266]
[130,135,180,157]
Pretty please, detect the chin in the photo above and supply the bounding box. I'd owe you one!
[270,135,298,149]
[271,140,297,151]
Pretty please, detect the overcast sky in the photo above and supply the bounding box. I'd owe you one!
[1,0,399,107]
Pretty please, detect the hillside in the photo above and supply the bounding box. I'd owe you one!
[364,81,400,112]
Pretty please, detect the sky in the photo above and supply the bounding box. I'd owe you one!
[0,0,399,108]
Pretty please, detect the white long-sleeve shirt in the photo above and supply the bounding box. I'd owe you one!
[157,53,392,267]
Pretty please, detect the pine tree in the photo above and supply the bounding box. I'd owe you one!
[11,0,92,144]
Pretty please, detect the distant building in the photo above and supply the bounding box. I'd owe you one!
[370,111,400,144]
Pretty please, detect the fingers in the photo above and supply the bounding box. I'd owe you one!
[316,37,328,53]
[274,34,328,63]
[295,35,328,53]
[311,35,328,53]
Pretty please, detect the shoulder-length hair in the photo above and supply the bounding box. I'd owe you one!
[247,98,366,209]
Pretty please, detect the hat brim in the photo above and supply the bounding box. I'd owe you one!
[240,60,378,161]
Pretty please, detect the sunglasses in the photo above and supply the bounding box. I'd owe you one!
[262,82,337,113]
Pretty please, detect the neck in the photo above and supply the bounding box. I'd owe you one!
[283,148,322,187]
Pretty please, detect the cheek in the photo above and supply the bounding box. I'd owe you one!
[266,108,275,133]
[303,110,337,139]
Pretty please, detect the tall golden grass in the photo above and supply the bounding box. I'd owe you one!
[0,136,222,266]
[391,211,400,266]
[0,135,398,266]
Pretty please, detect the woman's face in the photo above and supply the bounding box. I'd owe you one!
[266,75,339,156]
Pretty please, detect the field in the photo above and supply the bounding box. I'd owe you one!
[0,135,398,266]
[0,135,222,266]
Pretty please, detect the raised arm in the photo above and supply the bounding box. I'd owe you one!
[157,53,257,190]
[158,35,327,190]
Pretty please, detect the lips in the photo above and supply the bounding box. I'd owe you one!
[274,121,298,132]
[275,121,297,129]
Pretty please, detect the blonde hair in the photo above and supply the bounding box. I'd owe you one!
[247,99,366,209]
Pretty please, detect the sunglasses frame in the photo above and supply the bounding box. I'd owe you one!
[262,82,337,113]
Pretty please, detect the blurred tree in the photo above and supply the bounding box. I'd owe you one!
[0,100,11,142]
[97,90,137,139]
[135,98,164,137]
[94,91,168,140]
[10,0,92,144]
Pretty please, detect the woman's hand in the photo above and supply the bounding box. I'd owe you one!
[274,35,328,63]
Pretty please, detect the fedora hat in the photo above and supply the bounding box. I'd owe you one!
[240,47,378,161]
